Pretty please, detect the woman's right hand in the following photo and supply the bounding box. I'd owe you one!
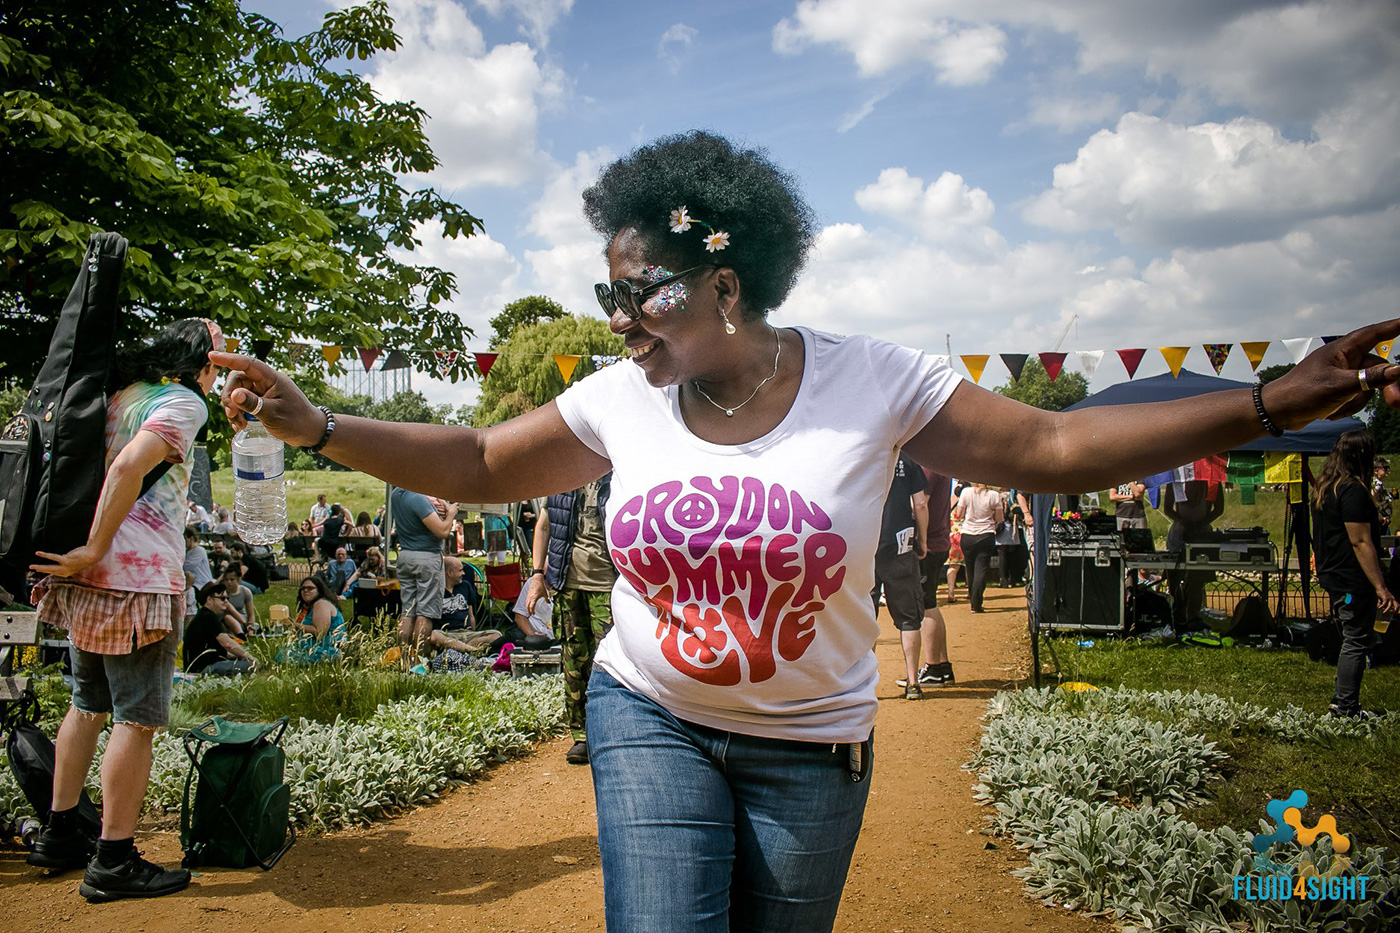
[208,351,326,447]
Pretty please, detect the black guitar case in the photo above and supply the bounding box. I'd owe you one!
[0,233,127,598]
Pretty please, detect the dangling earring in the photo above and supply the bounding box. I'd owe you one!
[721,309,737,335]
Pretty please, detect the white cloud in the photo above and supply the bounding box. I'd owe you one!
[837,89,891,133]
[368,0,564,189]
[1023,102,1400,250]
[472,0,574,47]
[774,0,1400,123]
[854,167,1004,258]
[523,148,613,316]
[658,24,698,74]
[1022,92,1121,133]
[774,1,1006,86]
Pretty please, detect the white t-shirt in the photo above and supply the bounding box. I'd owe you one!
[956,486,1003,536]
[556,328,962,743]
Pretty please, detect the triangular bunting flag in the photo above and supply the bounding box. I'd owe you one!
[960,355,989,384]
[1375,340,1395,361]
[1202,343,1231,375]
[554,354,581,382]
[473,352,499,377]
[357,347,381,372]
[1160,346,1189,377]
[1321,335,1342,344]
[434,350,458,377]
[252,339,273,361]
[1000,353,1029,381]
[1076,350,1105,381]
[1282,337,1313,364]
[1240,341,1270,372]
[224,337,241,354]
[380,349,410,371]
[321,345,342,365]
[1038,352,1067,382]
[288,342,313,366]
[1117,348,1146,378]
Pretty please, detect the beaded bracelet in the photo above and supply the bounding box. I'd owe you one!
[1252,384,1283,437]
[303,406,337,453]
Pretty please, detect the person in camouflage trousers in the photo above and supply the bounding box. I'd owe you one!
[526,476,616,764]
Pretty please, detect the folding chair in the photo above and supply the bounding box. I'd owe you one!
[180,717,296,870]
[480,561,524,630]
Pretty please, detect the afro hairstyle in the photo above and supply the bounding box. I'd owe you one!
[582,131,817,319]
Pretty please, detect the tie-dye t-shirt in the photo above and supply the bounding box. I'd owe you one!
[72,381,208,595]
[555,328,962,743]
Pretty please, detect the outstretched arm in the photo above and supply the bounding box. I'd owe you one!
[905,320,1400,493]
[211,352,612,503]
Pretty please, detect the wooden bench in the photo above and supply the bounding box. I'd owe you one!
[0,610,42,705]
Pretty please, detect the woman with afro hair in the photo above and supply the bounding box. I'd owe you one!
[215,131,1400,932]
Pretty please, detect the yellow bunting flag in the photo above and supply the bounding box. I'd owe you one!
[1160,346,1189,377]
[960,354,990,384]
[554,354,581,382]
[1240,341,1271,372]
[321,345,342,365]
[224,337,241,354]
[1264,452,1302,484]
[1376,340,1395,361]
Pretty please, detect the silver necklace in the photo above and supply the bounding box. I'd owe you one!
[691,326,782,418]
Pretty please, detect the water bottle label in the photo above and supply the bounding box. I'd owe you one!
[234,466,285,481]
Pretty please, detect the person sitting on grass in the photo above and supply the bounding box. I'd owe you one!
[278,576,346,665]
[229,541,269,593]
[435,556,503,653]
[220,564,258,635]
[184,582,256,675]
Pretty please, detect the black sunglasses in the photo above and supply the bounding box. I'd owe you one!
[594,265,715,321]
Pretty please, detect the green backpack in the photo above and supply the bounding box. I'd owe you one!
[180,717,296,870]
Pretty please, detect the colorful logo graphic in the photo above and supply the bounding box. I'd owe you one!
[1234,788,1370,902]
[1251,789,1350,872]
[609,476,848,686]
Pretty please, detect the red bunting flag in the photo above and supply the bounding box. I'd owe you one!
[474,352,499,377]
[1038,352,1067,382]
[1117,348,1146,378]
[357,347,381,372]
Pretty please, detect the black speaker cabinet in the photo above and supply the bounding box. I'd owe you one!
[1039,544,1126,632]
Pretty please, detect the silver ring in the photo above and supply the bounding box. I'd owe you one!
[1359,368,1371,391]
[250,395,265,416]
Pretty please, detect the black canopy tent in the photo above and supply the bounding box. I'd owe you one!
[1028,369,1364,640]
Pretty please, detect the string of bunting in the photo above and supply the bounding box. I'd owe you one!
[232,334,1388,387]
[953,336,1394,385]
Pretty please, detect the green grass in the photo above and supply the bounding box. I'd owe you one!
[1050,638,1400,853]
[210,467,390,528]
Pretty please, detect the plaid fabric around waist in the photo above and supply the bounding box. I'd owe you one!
[36,580,183,655]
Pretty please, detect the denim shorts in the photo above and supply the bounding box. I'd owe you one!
[69,627,179,727]
[587,668,872,933]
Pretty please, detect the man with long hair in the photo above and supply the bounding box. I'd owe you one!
[1312,430,1396,719]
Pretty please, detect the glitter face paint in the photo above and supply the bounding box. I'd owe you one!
[642,265,688,315]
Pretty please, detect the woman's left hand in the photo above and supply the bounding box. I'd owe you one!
[1265,319,1400,430]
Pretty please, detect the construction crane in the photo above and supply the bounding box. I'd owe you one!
[1052,314,1078,352]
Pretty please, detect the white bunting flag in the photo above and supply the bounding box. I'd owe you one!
[1076,350,1105,381]
[1282,337,1314,364]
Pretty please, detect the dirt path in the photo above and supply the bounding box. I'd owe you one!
[0,586,1107,933]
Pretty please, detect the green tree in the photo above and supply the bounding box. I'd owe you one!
[473,315,625,426]
[487,295,567,348]
[0,0,483,386]
[366,390,440,425]
[993,357,1089,411]
[1256,363,1295,385]
[0,380,23,424]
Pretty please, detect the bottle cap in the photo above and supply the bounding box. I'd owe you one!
[244,413,260,423]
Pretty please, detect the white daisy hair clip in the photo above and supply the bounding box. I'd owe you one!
[669,206,730,252]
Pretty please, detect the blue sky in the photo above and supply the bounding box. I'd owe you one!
[245,0,1400,409]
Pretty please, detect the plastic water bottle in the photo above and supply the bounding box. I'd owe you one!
[232,415,286,546]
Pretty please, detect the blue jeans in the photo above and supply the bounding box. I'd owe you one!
[586,669,872,933]
[69,628,179,727]
[1329,590,1378,712]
